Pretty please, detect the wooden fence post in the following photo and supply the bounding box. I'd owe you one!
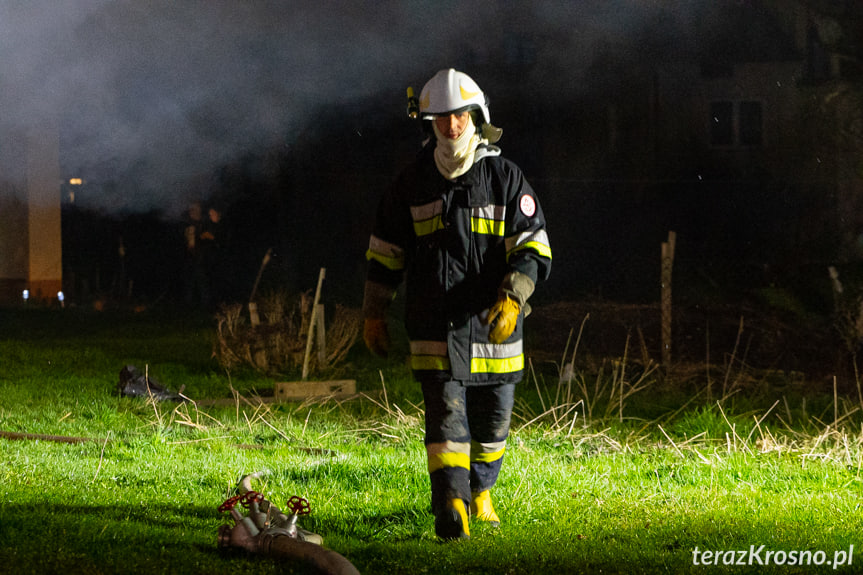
[302,268,326,380]
[661,231,676,370]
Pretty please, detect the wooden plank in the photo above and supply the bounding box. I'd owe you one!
[275,379,356,401]
[302,268,326,380]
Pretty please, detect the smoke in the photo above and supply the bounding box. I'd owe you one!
[1,0,705,215]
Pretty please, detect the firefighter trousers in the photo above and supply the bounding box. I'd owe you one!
[421,379,516,514]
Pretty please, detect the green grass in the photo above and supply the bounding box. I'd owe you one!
[2,307,863,574]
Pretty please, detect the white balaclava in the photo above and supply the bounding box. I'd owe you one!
[432,116,484,180]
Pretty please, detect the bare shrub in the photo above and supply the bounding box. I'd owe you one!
[214,290,361,376]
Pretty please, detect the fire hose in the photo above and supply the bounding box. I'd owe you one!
[218,472,359,575]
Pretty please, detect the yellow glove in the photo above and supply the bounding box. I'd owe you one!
[487,296,520,344]
[363,318,390,357]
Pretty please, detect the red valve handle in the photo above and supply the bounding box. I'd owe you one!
[218,494,242,513]
[287,495,311,515]
[218,491,263,513]
[240,491,263,508]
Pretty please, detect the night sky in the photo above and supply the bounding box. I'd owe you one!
[2,0,711,214]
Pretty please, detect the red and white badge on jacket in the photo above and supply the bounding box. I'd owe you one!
[519,194,536,217]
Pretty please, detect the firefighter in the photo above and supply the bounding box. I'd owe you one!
[363,69,552,540]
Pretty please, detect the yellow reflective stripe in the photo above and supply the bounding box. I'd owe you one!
[366,235,405,270]
[411,355,451,371]
[471,354,524,374]
[471,205,505,236]
[366,249,405,270]
[470,446,506,463]
[411,200,444,237]
[428,451,470,473]
[506,229,551,256]
[410,340,449,371]
[507,240,552,261]
[471,217,505,236]
[413,215,444,237]
[471,341,522,374]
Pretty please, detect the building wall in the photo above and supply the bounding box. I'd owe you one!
[0,183,28,301]
[26,124,62,300]
[0,123,62,304]
[0,128,29,302]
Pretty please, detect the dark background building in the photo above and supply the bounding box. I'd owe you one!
[2,1,861,313]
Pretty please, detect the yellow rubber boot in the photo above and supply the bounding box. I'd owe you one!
[470,490,500,527]
[435,498,470,540]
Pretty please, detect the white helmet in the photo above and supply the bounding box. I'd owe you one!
[419,69,491,125]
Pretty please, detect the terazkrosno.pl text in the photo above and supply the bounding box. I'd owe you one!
[692,545,854,569]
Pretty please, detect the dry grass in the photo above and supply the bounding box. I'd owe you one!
[213,290,361,376]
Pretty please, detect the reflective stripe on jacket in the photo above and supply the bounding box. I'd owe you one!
[366,143,551,385]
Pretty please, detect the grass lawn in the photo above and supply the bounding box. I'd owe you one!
[1,306,863,574]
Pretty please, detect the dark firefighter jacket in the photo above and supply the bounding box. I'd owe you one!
[366,143,552,385]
